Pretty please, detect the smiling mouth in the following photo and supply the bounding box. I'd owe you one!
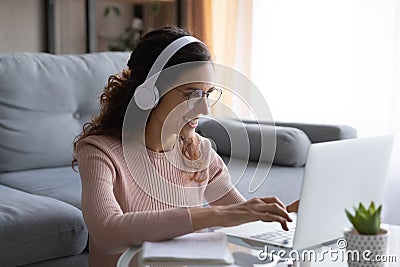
[183,116,199,127]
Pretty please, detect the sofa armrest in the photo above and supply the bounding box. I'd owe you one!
[197,117,312,166]
[241,120,357,143]
[197,117,357,166]
[274,122,357,143]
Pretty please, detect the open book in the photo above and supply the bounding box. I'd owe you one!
[140,232,234,265]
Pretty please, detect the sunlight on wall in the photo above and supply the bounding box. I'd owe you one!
[251,0,400,224]
[251,0,396,135]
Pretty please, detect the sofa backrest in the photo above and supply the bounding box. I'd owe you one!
[0,52,130,172]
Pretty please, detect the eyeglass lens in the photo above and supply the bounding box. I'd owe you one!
[189,88,221,107]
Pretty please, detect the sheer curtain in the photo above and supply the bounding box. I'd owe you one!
[210,0,253,117]
[181,0,253,116]
[181,0,213,48]
[250,0,400,224]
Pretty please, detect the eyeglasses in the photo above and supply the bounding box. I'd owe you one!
[175,87,222,109]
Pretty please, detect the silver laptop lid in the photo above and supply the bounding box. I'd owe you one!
[293,135,394,250]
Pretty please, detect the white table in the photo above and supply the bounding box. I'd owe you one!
[117,224,400,267]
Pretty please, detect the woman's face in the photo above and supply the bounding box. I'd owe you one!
[150,64,214,138]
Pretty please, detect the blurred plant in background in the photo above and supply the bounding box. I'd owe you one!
[102,3,161,51]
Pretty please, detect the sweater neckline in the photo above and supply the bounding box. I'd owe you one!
[145,137,180,159]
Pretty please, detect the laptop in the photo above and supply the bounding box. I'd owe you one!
[216,135,394,250]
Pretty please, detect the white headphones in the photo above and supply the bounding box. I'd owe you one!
[133,36,205,110]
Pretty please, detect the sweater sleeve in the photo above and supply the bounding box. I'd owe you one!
[76,141,194,255]
[204,153,246,206]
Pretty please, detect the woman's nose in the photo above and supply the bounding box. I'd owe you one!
[194,96,210,115]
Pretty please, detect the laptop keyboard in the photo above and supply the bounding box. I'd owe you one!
[250,227,295,246]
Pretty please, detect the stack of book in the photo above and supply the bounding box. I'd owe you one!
[140,232,235,265]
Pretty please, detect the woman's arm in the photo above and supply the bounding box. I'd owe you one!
[204,154,246,205]
[77,143,194,255]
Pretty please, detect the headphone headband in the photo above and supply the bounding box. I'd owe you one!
[147,36,204,82]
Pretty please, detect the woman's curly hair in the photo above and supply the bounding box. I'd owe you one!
[72,26,211,182]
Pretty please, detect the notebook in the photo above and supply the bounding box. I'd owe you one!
[140,232,234,265]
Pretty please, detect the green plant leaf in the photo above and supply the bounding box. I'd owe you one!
[359,202,367,214]
[112,6,121,16]
[368,201,375,216]
[355,208,363,222]
[152,1,161,13]
[360,224,374,234]
[366,204,375,217]
[375,205,382,230]
[104,6,121,17]
[346,202,383,235]
[345,209,356,226]
[104,7,110,16]
[372,212,380,234]
[376,204,382,216]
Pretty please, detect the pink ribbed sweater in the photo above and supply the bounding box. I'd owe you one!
[76,134,245,267]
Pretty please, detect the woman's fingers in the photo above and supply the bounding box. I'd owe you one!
[247,198,292,227]
[219,197,293,230]
[264,203,292,222]
[259,212,289,231]
[251,198,292,222]
[260,196,286,210]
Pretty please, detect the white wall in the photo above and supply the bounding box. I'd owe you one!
[0,1,175,54]
[0,0,88,54]
[0,0,45,52]
[251,0,396,134]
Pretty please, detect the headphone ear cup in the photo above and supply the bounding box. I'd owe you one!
[153,86,160,107]
[134,84,160,110]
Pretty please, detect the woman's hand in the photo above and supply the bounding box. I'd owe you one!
[286,199,300,213]
[190,197,292,232]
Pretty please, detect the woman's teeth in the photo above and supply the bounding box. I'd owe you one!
[183,117,199,127]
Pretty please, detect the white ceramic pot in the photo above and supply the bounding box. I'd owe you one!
[344,228,389,267]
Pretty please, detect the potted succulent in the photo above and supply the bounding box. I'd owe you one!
[344,201,389,267]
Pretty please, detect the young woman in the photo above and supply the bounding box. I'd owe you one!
[73,26,297,267]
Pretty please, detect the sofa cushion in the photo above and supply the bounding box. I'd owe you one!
[22,253,88,267]
[197,117,311,167]
[0,52,130,172]
[0,185,88,266]
[0,166,82,209]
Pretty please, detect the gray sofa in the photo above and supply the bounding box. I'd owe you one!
[0,52,357,267]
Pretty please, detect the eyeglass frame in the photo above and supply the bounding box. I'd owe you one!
[174,86,223,108]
